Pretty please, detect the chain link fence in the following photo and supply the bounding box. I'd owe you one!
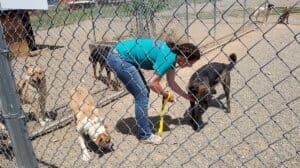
[1,0,299,167]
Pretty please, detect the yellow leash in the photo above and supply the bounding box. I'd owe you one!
[158,91,171,137]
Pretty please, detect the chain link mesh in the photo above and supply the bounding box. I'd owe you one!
[1,0,299,167]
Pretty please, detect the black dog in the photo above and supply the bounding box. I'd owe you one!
[278,7,290,24]
[89,46,121,91]
[187,53,237,131]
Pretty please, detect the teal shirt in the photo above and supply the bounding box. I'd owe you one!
[115,38,176,77]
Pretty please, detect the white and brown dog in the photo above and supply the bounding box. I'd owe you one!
[69,85,113,161]
[17,65,50,126]
[254,3,275,23]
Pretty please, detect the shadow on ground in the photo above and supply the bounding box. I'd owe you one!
[115,93,228,136]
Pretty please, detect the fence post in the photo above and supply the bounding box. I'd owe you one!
[90,6,96,42]
[185,0,189,42]
[243,0,246,32]
[136,0,144,36]
[0,25,38,168]
[213,0,217,37]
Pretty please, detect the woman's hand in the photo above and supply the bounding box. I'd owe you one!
[163,91,174,102]
[166,70,195,102]
[149,74,174,101]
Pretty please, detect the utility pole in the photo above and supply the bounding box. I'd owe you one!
[0,24,38,168]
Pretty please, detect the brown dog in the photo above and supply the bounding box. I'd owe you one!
[278,7,290,24]
[89,45,121,91]
[187,53,237,131]
[17,65,49,126]
[69,85,113,161]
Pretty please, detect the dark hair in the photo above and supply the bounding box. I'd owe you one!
[166,42,201,61]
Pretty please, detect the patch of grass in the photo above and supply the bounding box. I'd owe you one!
[31,5,89,29]
[30,3,300,30]
[273,6,300,14]
[289,6,300,13]
[30,4,131,30]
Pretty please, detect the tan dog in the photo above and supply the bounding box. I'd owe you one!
[69,85,113,161]
[17,65,48,126]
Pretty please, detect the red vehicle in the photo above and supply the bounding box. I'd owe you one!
[67,0,95,10]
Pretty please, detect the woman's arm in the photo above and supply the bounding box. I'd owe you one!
[166,69,192,101]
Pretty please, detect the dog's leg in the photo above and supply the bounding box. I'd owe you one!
[222,73,231,113]
[105,66,112,89]
[193,104,207,132]
[189,101,206,132]
[39,95,48,121]
[78,135,90,161]
[111,71,122,91]
[98,62,105,78]
[196,107,206,131]
[278,16,282,24]
[114,78,122,91]
[265,10,271,23]
[190,109,198,131]
[254,10,260,22]
[92,63,97,79]
[99,62,111,89]
[33,100,46,127]
[189,101,197,130]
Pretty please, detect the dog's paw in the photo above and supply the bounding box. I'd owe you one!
[82,152,91,161]
[39,120,46,127]
[192,121,207,132]
[113,85,122,91]
[46,111,57,120]
[225,108,231,113]
[44,118,51,122]
[111,80,122,91]
[184,108,192,118]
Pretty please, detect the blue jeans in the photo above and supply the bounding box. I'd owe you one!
[107,50,151,139]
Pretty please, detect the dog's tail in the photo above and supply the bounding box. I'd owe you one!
[227,53,237,70]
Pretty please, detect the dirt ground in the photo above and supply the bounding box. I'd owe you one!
[1,12,300,168]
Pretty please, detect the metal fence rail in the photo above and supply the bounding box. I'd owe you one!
[0,0,299,167]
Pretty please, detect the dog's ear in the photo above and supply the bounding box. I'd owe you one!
[23,65,30,72]
[197,85,209,96]
[23,65,34,75]
[95,134,104,145]
[197,77,210,96]
[33,66,43,74]
[95,132,111,146]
